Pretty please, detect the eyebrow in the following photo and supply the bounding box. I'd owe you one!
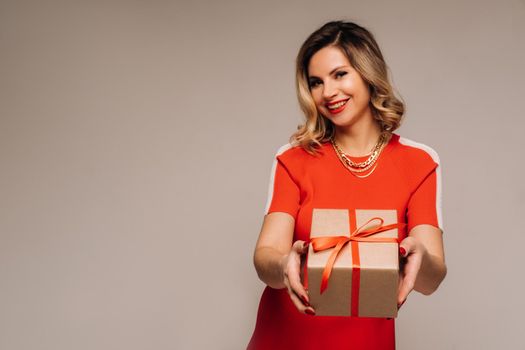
[309,65,349,80]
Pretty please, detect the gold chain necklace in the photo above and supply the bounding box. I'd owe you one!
[331,134,388,178]
[331,133,386,169]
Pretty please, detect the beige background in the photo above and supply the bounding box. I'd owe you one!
[1,0,524,349]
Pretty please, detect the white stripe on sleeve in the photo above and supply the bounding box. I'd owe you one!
[264,143,293,215]
[398,137,443,231]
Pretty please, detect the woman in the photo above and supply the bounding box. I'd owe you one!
[248,20,446,349]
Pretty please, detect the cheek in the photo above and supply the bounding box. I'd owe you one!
[359,84,371,101]
[342,79,359,94]
[311,91,324,107]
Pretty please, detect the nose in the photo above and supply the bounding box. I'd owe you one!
[322,80,338,100]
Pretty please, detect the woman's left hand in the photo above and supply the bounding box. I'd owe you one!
[397,236,426,308]
[397,224,447,309]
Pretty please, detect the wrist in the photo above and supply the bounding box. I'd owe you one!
[279,253,289,282]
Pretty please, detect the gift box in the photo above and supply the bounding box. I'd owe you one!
[305,209,401,318]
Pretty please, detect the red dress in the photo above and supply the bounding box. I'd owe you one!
[247,134,442,350]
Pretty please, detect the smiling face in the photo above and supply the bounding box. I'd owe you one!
[307,45,374,130]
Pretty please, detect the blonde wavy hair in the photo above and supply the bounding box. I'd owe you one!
[292,21,405,154]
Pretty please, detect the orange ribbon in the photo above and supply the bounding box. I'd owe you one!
[310,217,403,316]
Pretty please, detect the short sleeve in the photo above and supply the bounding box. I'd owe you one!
[264,154,300,219]
[406,161,443,232]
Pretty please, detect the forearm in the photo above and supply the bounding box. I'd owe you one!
[414,251,447,295]
[253,246,287,289]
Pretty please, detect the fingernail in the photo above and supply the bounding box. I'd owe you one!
[397,299,406,309]
[300,295,310,306]
[399,247,406,257]
[305,308,315,316]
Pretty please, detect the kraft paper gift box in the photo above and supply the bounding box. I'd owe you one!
[305,209,401,318]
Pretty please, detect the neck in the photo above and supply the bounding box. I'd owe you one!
[333,119,383,157]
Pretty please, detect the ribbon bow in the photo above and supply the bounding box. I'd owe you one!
[310,217,403,293]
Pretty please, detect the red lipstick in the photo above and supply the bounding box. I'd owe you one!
[326,98,349,114]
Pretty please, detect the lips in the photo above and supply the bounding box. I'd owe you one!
[325,98,349,108]
[326,98,350,114]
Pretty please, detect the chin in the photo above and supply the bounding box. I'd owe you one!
[326,109,370,129]
[327,115,358,128]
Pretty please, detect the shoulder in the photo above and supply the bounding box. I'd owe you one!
[272,142,329,163]
[392,135,441,167]
[269,142,330,179]
[389,134,441,186]
[272,142,297,158]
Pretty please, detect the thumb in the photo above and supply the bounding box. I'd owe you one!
[292,240,309,254]
[398,237,416,258]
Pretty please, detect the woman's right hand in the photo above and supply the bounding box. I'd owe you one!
[280,240,316,315]
[253,213,315,315]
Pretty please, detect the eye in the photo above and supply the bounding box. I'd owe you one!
[309,79,321,88]
[335,71,347,78]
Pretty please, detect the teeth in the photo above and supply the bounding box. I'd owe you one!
[327,100,348,109]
